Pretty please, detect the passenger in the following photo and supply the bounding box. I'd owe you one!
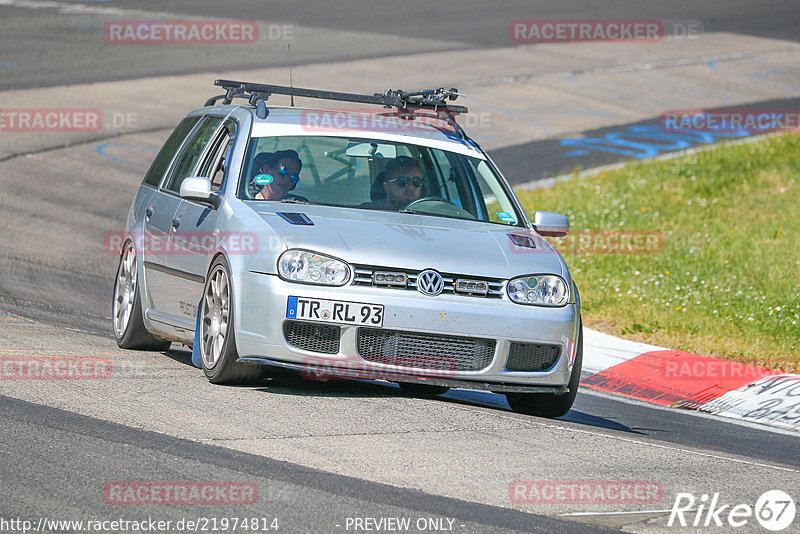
[250,150,303,200]
[361,156,424,210]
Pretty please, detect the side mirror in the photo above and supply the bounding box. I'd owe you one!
[533,211,569,237]
[180,177,219,208]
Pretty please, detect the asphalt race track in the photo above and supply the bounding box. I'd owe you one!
[0,2,798,533]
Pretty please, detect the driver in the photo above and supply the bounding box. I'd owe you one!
[250,150,303,200]
[362,156,424,210]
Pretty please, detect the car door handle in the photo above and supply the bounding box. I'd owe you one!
[145,206,154,217]
[171,216,182,228]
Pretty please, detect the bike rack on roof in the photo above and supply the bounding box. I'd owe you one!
[204,79,471,138]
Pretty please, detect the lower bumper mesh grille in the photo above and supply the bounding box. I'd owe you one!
[506,343,560,371]
[357,328,495,371]
[283,321,340,354]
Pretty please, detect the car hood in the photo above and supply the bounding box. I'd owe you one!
[250,204,565,278]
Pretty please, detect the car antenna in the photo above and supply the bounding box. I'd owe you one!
[288,44,295,107]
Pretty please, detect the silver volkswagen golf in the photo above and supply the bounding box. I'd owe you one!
[112,80,583,417]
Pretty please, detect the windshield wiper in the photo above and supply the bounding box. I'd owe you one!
[280,197,309,204]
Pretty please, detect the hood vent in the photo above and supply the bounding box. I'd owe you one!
[277,212,314,225]
[508,233,536,248]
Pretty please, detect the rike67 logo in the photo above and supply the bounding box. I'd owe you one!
[669,490,795,531]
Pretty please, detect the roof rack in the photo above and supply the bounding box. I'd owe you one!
[206,79,469,116]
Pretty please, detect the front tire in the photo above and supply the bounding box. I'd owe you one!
[506,318,583,418]
[200,256,261,384]
[112,241,171,351]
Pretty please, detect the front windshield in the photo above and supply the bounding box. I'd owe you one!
[238,135,524,227]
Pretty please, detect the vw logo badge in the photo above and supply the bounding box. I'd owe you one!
[417,270,444,296]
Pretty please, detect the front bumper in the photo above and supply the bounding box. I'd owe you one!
[234,270,580,390]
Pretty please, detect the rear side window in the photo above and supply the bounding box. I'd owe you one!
[142,116,201,187]
[163,116,223,193]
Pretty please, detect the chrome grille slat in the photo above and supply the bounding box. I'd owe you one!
[351,264,504,298]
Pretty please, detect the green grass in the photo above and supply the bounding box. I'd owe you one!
[515,134,800,369]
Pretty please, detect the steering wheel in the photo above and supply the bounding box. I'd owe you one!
[403,196,449,209]
[402,197,476,219]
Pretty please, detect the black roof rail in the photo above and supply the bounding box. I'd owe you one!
[205,79,469,115]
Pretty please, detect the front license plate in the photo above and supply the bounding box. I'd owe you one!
[286,296,384,327]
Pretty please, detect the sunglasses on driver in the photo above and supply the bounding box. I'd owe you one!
[256,165,300,189]
[276,166,300,187]
[386,176,424,188]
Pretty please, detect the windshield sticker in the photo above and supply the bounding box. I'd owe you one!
[496,211,516,223]
[253,173,273,185]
